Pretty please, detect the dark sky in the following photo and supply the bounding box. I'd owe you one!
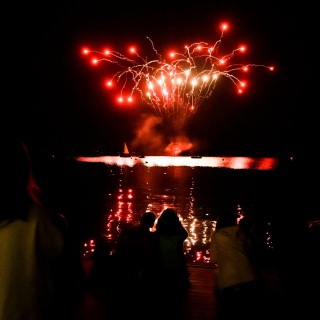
[5,2,315,157]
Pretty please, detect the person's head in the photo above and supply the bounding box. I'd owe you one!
[1,138,41,222]
[156,208,182,235]
[140,211,156,230]
[215,207,238,230]
[238,216,253,233]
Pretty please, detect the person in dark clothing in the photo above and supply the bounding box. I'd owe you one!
[146,208,190,320]
[153,208,190,290]
[111,212,157,318]
[114,211,157,285]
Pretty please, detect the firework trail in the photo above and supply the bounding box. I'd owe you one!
[82,23,273,132]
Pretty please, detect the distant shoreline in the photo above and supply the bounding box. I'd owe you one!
[75,155,281,170]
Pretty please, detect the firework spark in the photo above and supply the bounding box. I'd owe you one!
[82,23,274,130]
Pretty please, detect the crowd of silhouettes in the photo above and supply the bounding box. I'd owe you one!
[5,139,304,320]
[96,208,190,319]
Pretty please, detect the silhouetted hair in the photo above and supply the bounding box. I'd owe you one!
[156,208,183,236]
[140,212,156,229]
[238,216,253,234]
[1,139,41,223]
[215,208,238,230]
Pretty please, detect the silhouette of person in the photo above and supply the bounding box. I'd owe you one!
[153,208,190,289]
[115,211,157,284]
[89,234,113,288]
[111,212,157,318]
[145,208,190,320]
[0,138,64,320]
[210,207,263,320]
[50,211,88,320]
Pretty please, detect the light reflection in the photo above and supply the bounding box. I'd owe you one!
[76,155,278,170]
[78,156,279,263]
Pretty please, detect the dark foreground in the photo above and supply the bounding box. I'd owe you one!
[69,259,288,320]
[59,252,320,320]
[59,218,319,320]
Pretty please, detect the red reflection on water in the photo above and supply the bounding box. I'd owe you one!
[76,155,282,263]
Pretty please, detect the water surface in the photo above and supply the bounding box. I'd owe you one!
[65,155,282,263]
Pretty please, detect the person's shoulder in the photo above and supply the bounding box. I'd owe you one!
[125,226,140,234]
[180,226,188,237]
[28,203,49,218]
[28,204,66,231]
[182,231,188,240]
[119,226,140,239]
[215,225,238,237]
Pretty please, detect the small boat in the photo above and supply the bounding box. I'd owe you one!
[191,155,202,159]
[120,143,131,157]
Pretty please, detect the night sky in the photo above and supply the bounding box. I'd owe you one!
[5,2,315,157]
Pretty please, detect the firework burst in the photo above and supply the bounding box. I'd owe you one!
[82,23,274,131]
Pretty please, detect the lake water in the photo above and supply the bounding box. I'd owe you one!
[38,155,299,264]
